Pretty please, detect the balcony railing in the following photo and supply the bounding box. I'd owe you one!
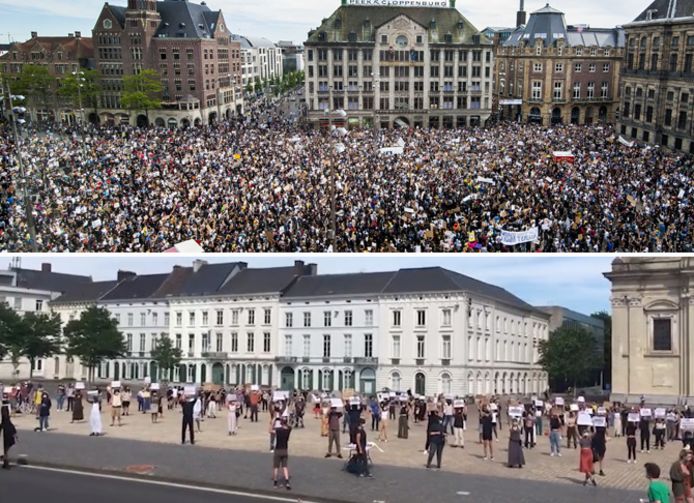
[354,357,378,365]
[275,356,299,363]
[201,352,228,359]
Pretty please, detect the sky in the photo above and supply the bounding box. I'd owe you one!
[3,255,615,314]
[0,0,643,45]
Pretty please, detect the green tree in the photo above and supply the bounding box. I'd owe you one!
[21,311,62,378]
[538,325,598,395]
[591,311,612,390]
[245,81,254,94]
[63,306,126,382]
[13,64,56,120]
[57,68,101,119]
[253,76,261,93]
[0,303,23,367]
[150,334,182,383]
[121,69,162,124]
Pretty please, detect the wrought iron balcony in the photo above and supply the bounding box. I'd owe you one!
[354,357,379,365]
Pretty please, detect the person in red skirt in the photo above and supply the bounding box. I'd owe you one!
[579,431,597,486]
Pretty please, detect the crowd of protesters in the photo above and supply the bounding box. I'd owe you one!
[1,99,692,253]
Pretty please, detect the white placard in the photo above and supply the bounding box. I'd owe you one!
[509,406,524,418]
[330,398,344,409]
[489,403,498,411]
[570,404,579,411]
[577,396,585,403]
[144,377,151,384]
[628,413,640,423]
[667,412,677,421]
[454,400,465,408]
[655,408,666,419]
[3,386,12,394]
[681,418,694,431]
[150,383,160,391]
[184,385,197,396]
[111,381,121,389]
[500,227,539,246]
[640,408,652,417]
[389,392,396,398]
[251,384,259,391]
[273,391,289,402]
[592,416,607,428]
[349,397,361,406]
[75,382,85,390]
[534,400,544,407]
[555,397,565,406]
[577,412,593,426]
[87,390,98,397]
[597,407,607,415]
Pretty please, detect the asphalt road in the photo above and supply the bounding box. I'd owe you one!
[1,466,310,503]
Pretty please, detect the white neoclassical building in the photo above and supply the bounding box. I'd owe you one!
[605,257,694,405]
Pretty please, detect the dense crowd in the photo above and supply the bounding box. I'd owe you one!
[1,103,692,252]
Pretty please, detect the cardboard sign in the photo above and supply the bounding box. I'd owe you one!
[87,390,98,397]
[426,402,438,412]
[251,384,259,391]
[509,406,524,418]
[150,383,160,391]
[184,385,197,396]
[681,418,694,432]
[349,397,361,406]
[667,413,678,421]
[534,400,544,407]
[226,394,237,402]
[554,397,565,406]
[75,382,85,390]
[597,407,607,415]
[628,413,640,423]
[489,403,498,411]
[273,391,289,402]
[111,381,121,389]
[330,398,343,408]
[570,403,579,411]
[655,408,666,419]
[454,400,465,409]
[640,408,652,417]
[577,412,593,426]
[592,416,607,428]
[399,395,409,402]
[3,386,12,394]
[389,392,397,398]
[144,377,151,385]
[577,396,585,403]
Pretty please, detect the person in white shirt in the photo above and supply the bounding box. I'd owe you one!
[227,395,238,436]
[110,389,122,427]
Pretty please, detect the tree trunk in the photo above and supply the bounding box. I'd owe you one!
[29,357,34,379]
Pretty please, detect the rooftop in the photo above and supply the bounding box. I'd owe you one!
[631,0,694,23]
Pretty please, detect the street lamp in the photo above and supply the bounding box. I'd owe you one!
[1,81,38,251]
[72,71,86,125]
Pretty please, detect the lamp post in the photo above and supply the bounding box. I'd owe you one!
[72,70,86,125]
[2,79,38,251]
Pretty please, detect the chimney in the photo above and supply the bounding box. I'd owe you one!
[117,270,137,282]
[41,263,52,273]
[31,31,37,38]
[516,0,527,27]
[75,31,81,38]
[193,259,208,273]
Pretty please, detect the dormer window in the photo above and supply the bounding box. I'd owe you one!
[348,31,357,43]
[334,18,342,29]
[444,33,453,43]
[318,31,326,41]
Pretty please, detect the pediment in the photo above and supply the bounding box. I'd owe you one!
[643,299,680,311]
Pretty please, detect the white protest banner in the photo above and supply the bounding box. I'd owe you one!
[273,391,289,402]
[454,400,465,408]
[3,386,12,394]
[144,377,151,385]
[489,403,498,411]
[655,408,666,419]
[184,385,197,396]
[592,416,607,428]
[87,390,98,397]
[476,176,495,185]
[618,136,635,148]
[379,146,404,156]
[150,383,160,391]
[555,397,565,406]
[509,406,524,418]
[500,227,539,246]
[535,400,544,407]
[389,392,397,398]
[570,403,579,411]
[640,408,652,417]
[577,396,586,403]
[330,398,344,409]
[597,407,607,415]
[667,412,677,421]
[628,413,640,423]
[349,397,361,407]
[111,381,121,389]
[577,412,593,426]
[681,418,694,432]
[75,382,85,390]
[251,384,259,391]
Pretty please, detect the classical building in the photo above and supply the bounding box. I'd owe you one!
[277,41,305,74]
[604,257,694,405]
[497,4,625,125]
[618,0,694,154]
[92,0,243,127]
[232,35,283,88]
[304,0,494,129]
[0,32,95,123]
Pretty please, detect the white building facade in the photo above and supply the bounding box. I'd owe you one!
[233,35,284,88]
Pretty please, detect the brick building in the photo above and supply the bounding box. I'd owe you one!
[304,0,494,129]
[496,4,625,125]
[618,0,694,154]
[93,0,242,127]
[0,32,95,123]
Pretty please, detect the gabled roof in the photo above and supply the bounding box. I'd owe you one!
[53,280,120,304]
[155,0,226,39]
[283,271,396,298]
[105,4,127,27]
[11,268,92,294]
[177,262,245,296]
[306,5,489,45]
[217,266,308,296]
[0,36,94,61]
[100,273,171,301]
[632,0,694,22]
[152,266,193,298]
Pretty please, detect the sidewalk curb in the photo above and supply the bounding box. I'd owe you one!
[18,460,355,503]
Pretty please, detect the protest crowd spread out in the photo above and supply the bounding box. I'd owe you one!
[0,98,692,253]
[3,380,694,501]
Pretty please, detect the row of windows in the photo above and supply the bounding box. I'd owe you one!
[171,308,272,327]
[627,50,694,73]
[284,334,374,358]
[623,102,689,130]
[172,332,272,354]
[1,298,44,311]
[308,48,490,62]
[501,46,613,58]
[525,62,611,73]
[285,310,372,328]
[529,80,609,100]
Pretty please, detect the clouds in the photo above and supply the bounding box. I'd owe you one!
[0,0,645,44]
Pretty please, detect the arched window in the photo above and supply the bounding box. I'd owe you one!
[391,371,401,391]
[441,373,452,395]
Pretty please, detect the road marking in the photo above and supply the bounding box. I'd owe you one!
[457,491,471,496]
[23,465,320,503]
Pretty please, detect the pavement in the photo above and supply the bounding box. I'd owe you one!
[5,404,658,502]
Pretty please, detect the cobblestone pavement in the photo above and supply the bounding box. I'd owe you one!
[10,403,673,495]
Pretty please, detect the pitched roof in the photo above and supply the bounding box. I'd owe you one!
[306,5,489,45]
[12,268,92,294]
[217,266,307,295]
[105,4,127,27]
[100,273,171,301]
[53,280,120,304]
[282,271,396,298]
[155,0,225,39]
[177,262,245,296]
[0,36,95,61]
[151,266,194,298]
[632,0,694,22]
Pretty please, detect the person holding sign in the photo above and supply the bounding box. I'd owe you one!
[641,411,652,453]
[626,416,639,464]
[566,412,578,449]
[507,419,525,469]
[654,418,667,450]
[592,425,607,477]
[272,416,292,490]
[453,405,465,448]
[325,403,343,458]
[181,393,196,445]
[71,390,84,423]
[426,410,446,470]
[110,388,122,427]
[549,411,562,457]
[481,406,494,461]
